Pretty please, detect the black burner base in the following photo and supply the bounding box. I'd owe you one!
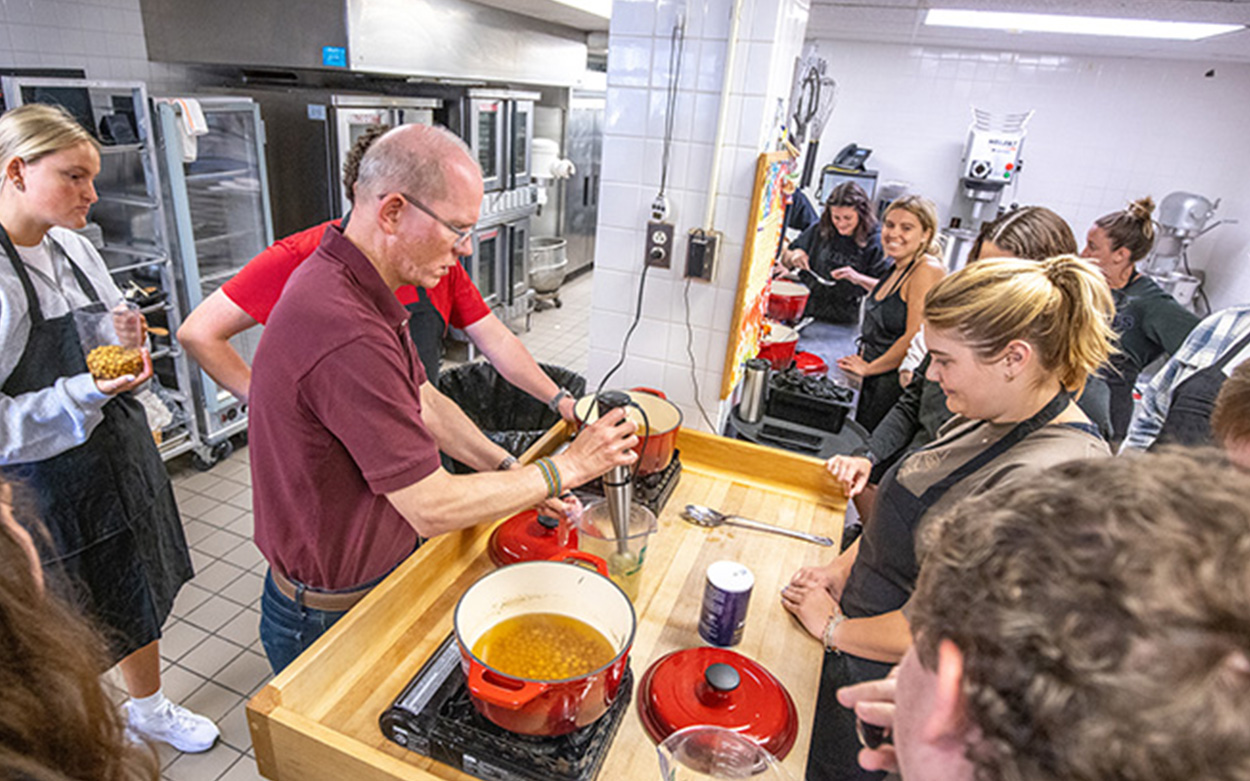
[381,634,632,781]
[576,451,682,516]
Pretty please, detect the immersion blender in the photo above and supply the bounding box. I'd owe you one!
[596,390,635,555]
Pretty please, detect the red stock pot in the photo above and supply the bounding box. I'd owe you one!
[454,558,636,736]
[757,323,799,370]
[573,388,682,476]
[766,280,810,324]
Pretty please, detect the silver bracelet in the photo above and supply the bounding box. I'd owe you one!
[823,611,847,653]
[547,388,572,413]
[497,455,519,471]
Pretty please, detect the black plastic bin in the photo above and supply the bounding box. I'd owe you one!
[437,362,586,473]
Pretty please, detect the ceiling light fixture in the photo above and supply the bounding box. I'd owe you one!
[924,9,1244,41]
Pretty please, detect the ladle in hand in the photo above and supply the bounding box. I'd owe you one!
[682,504,834,546]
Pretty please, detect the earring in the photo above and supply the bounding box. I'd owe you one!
[13,180,23,192]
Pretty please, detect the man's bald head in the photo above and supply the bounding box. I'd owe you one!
[353,123,478,206]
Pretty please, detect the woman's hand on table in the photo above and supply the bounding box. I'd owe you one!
[93,349,154,396]
[837,672,899,773]
[780,578,839,640]
[837,354,872,377]
[826,455,873,498]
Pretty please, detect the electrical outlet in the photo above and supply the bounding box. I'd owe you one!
[685,229,721,281]
[645,221,674,268]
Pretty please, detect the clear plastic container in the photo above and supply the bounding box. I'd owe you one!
[576,499,656,601]
[656,726,796,780]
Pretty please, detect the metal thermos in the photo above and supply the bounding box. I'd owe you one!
[740,359,769,423]
[596,391,634,552]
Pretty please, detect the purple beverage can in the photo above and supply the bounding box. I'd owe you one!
[698,560,755,647]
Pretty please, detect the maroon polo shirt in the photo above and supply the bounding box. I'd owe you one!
[249,225,441,590]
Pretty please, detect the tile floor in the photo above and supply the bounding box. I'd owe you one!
[121,271,595,781]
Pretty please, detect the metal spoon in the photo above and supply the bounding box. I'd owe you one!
[798,268,838,287]
[682,504,834,547]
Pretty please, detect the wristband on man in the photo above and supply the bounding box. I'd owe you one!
[547,388,573,413]
[497,455,519,471]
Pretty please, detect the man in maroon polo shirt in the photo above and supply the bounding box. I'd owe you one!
[247,124,636,673]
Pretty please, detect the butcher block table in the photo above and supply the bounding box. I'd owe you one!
[247,426,846,780]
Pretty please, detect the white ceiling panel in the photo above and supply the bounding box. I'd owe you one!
[806,0,1250,62]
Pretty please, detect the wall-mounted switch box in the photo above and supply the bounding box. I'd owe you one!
[645,221,674,268]
[685,229,721,281]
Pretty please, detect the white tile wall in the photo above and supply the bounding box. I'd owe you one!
[806,39,1250,309]
[592,0,811,432]
[0,0,197,95]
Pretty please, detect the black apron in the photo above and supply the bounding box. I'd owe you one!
[855,260,918,433]
[1152,329,1250,449]
[807,391,1071,781]
[0,227,192,662]
[405,286,444,385]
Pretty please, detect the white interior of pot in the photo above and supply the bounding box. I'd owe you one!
[760,324,799,344]
[769,280,810,298]
[574,391,683,433]
[456,561,637,662]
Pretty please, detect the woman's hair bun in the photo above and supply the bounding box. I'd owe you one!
[1128,196,1156,223]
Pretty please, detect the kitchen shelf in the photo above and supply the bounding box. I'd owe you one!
[95,191,160,209]
[101,242,167,261]
[184,167,252,182]
[100,143,145,155]
[105,258,168,276]
[198,267,242,284]
[193,228,263,247]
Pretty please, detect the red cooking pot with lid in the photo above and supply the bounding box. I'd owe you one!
[757,322,799,370]
[766,280,810,325]
[454,558,635,736]
[573,388,682,476]
[487,509,579,566]
[637,646,799,759]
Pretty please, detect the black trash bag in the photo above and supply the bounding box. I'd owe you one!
[438,362,586,474]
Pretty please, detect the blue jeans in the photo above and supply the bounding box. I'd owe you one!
[259,571,348,675]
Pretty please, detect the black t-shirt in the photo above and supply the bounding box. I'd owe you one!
[789,226,888,324]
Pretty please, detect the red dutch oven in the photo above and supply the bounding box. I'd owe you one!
[487,509,578,566]
[766,280,810,324]
[573,388,682,476]
[454,557,636,736]
[757,323,799,370]
[637,647,800,759]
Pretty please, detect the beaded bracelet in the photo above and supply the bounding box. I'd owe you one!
[823,611,847,654]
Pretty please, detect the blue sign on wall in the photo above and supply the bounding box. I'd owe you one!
[322,46,348,68]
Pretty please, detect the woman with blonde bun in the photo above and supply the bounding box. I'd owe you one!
[0,104,217,752]
[837,194,946,432]
[784,255,1115,781]
[1082,196,1199,442]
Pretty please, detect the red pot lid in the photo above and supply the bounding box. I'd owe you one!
[637,647,799,759]
[794,351,827,376]
[487,509,578,566]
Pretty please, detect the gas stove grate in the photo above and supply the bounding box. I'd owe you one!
[381,633,633,781]
[576,451,682,517]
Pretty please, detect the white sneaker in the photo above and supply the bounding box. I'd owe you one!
[124,699,220,753]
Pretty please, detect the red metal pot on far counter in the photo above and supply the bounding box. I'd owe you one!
[757,323,799,370]
[573,388,682,475]
[765,279,810,324]
[454,559,636,736]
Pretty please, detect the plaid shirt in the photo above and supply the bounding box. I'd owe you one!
[1120,305,1250,452]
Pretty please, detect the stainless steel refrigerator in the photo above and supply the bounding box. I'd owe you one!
[155,96,274,465]
[562,92,604,275]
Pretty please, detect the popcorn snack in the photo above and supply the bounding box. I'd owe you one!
[86,345,143,381]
